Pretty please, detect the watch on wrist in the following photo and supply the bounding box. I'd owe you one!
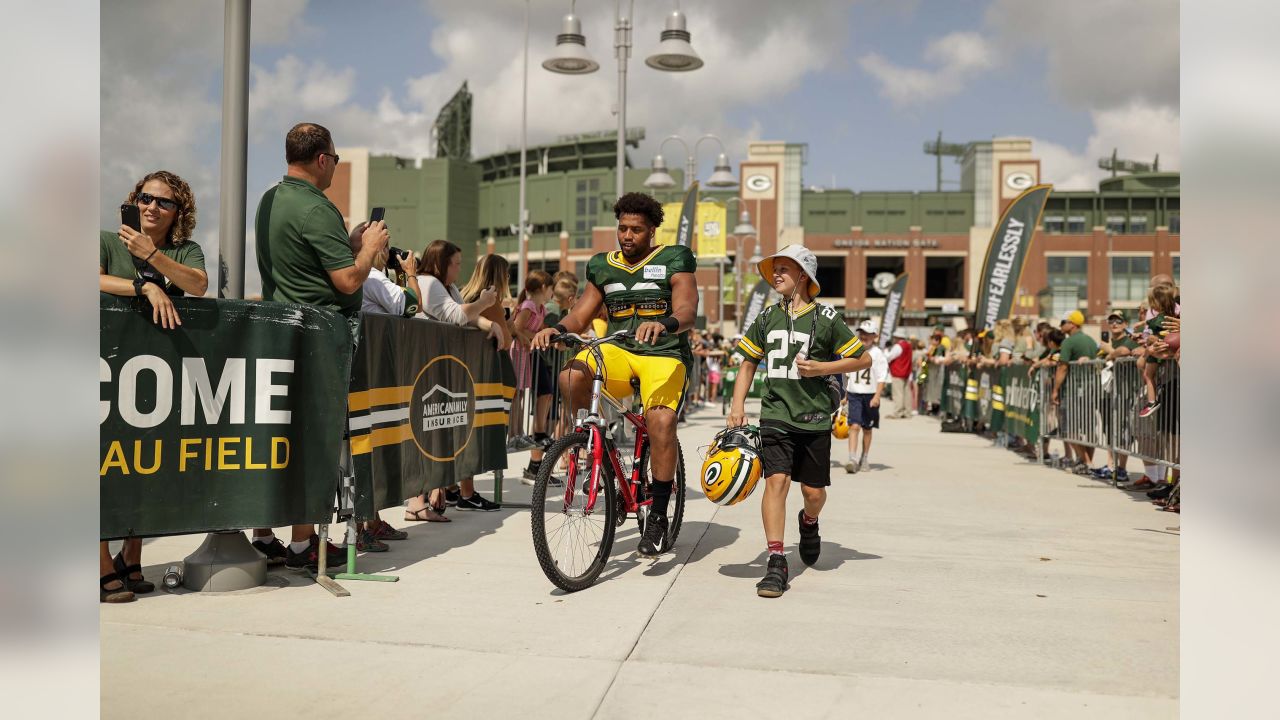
[133,277,146,296]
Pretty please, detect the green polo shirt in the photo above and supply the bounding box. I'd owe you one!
[1112,333,1140,353]
[100,230,206,290]
[255,176,359,317]
[1058,330,1098,363]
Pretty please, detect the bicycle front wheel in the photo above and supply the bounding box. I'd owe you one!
[530,430,618,592]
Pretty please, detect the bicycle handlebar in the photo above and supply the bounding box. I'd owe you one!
[549,329,634,349]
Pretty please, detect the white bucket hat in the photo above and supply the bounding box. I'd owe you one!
[757,244,820,298]
[857,320,879,334]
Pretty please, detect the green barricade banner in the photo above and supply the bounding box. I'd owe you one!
[989,368,1006,433]
[943,365,967,418]
[100,294,352,540]
[963,371,980,420]
[1002,364,1041,443]
[976,367,994,425]
[348,313,514,519]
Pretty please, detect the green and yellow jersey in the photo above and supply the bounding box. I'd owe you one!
[585,244,696,359]
[735,301,865,432]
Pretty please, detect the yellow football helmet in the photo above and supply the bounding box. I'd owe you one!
[700,426,763,506]
[832,407,850,439]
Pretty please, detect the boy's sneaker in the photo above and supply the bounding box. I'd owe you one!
[637,514,669,557]
[456,493,501,511]
[844,460,858,473]
[797,510,821,566]
[512,435,538,450]
[356,530,389,553]
[756,554,790,598]
[1091,466,1114,480]
[858,458,870,473]
[1072,462,1094,476]
[1138,401,1160,418]
[251,537,289,566]
[444,488,462,506]
[285,537,347,571]
[1114,468,1130,484]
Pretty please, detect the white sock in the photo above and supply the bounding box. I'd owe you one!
[254,532,275,544]
[289,540,310,553]
[1146,464,1162,482]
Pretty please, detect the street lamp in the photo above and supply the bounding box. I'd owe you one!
[545,1,703,198]
[645,134,738,190]
[722,197,758,334]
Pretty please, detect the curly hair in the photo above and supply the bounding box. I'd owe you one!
[613,192,664,229]
[126,170,197,246]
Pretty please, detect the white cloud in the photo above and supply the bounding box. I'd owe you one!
[859,32,997,107]
[985,0,1178,111]
[1034,102,1180,190]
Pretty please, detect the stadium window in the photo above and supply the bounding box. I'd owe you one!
[1106,215,1126,234]
[1110,256,1152,303]
[1047,256,1088,302]
[925,257,965,299]
[1172,256,1180,285]
[590,178,599,191]
[1169,214,1180,233]
[1043,215,1065,233]
[576,180,586,193]
[576,196,587,215]
[1066,215,1087,233]
[1129,216,1148,234]
[815,256,846,299]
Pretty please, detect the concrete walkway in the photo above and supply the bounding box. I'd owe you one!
[102,402,1179,719]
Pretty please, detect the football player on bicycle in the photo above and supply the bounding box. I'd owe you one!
[531,192,697,558]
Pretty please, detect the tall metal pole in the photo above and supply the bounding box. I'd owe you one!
[614,2,633,199]
[517,0,530,292]
[218,0,250,299]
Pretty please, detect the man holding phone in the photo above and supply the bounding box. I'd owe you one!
[252,122,389,571]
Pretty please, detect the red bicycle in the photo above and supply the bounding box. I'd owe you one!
[530,331,687,592]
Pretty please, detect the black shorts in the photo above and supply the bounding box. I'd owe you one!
[760,421,832,488]
[846,392,880,429]
[532,353,555,399]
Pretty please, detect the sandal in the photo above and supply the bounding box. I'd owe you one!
[404,506,450,523]
[114,551,155,594]
[101,573,135,603]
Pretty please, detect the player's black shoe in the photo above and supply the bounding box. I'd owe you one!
[797,510,821,566]
[637,514,669,557]
[756,554,789,598]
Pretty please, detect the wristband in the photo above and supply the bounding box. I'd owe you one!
[554,323,569,335]
[144,248,158,263]
[658,317,679,334]
[133,278,146,296]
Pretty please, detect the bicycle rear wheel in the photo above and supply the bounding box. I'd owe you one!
[530,430,618,592]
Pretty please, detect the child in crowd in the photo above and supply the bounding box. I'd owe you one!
[1138,284,1179,418]
[510,271,556,482]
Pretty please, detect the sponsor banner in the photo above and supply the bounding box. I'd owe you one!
[973,184,1052,332]
[877,273,909,349]
[677,181,698,249]
[963,374,980,420]
[348,313,514,518]
[99,294,352,540]
[655,198,727,259]
[942,365,967,418]
[1001,364,1042,443]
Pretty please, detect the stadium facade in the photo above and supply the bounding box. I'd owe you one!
[323,132,1179,331]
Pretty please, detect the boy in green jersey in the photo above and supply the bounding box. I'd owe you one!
[728,245,871,598]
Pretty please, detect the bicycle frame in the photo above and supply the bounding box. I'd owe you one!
[557,333,653,517]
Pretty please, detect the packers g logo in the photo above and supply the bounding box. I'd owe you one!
[703,462,722,487]
[408,355,476,461]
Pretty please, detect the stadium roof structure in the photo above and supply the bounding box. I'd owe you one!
[476,128,645,182]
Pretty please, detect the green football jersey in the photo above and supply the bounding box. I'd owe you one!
[735,301,865,432]
[586,244,696,359]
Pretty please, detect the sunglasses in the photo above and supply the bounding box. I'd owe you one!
[320,152,341,164]
[136,192,180,212]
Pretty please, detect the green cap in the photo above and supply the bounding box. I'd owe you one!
[1107,308,1127,322]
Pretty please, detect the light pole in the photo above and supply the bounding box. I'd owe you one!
[545,1,703,200]
[723,197,758,333]
[643,134,738,191]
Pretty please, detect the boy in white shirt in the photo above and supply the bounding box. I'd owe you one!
[844,321,889,473]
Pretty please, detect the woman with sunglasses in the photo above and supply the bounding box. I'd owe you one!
[98,170,207,602]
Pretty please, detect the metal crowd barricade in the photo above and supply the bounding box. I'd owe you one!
[1109,357,1180,470]
[1032,358,1179,473]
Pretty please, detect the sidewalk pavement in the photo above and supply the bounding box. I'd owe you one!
[102,402,1178,719]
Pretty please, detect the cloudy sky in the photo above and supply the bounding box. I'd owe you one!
[101,0,1179,295]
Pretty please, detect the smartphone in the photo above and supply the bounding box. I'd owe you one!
[1100,330,1111,343]
[120,203,141,232]
[370,207,385,224]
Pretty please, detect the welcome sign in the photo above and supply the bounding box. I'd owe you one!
[99,295,352,539]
